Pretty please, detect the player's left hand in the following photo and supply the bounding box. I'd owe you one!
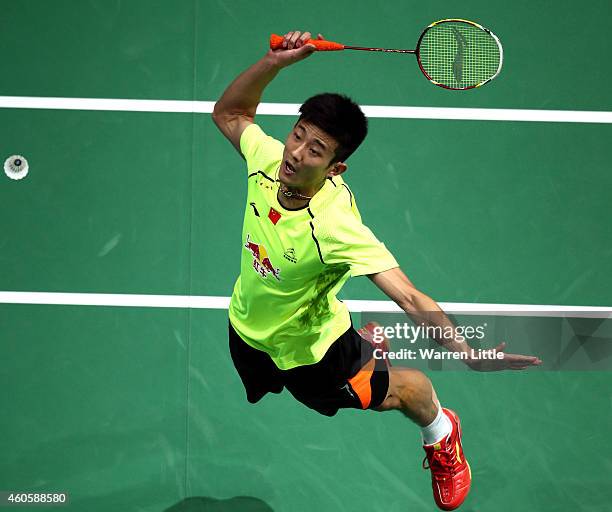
[465,341,543,372]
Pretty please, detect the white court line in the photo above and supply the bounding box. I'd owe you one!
[1,97,610,315]
[1,96,612,123]
[0,292,610,318]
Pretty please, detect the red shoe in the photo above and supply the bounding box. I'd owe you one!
[422,408,472,510]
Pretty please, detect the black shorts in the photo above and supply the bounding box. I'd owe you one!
[228,320,390,417]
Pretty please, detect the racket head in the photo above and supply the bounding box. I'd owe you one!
[416,19,503,90]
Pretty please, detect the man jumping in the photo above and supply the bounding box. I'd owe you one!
[212,30,542,510]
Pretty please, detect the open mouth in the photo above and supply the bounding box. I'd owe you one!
[283,160,297,175]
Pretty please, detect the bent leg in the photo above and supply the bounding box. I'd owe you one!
[374,366,440,427]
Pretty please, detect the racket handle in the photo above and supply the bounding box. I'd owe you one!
[269,34,344,51]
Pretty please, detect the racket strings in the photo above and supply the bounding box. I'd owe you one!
[419,22,501,89]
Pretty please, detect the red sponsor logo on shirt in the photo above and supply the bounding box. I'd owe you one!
[244,234,281,280]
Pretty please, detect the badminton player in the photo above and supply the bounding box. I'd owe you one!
[212,31,542,511]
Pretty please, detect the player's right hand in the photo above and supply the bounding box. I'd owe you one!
[268,31,324,68]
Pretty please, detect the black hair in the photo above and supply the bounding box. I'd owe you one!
[297,93,368,164]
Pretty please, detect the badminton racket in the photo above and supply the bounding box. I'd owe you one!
[270,19,503,90]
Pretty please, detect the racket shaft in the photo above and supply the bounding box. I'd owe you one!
[345,46,416,54]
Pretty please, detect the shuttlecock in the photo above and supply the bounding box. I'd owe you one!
[4,155,29,180]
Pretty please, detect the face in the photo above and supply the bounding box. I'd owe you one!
[280,120,346,190]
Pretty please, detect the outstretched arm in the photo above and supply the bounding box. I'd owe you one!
[368,267,543,371]
[212,31,323,156]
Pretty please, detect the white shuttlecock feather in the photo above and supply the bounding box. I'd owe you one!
[4,155,29,180]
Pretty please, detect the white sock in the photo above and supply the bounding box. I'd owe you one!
[421,405,452,445]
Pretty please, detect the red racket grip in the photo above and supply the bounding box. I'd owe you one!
[269,34,344,51]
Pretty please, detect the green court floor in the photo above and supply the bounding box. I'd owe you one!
[1,1,610,511]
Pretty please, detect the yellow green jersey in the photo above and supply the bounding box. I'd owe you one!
[229,123,398,370]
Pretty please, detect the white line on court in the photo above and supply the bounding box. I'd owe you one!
[1,97,610,316]
[1,96,612,123]
[0,292,610,318]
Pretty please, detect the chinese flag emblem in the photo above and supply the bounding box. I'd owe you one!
[268,207,281,225]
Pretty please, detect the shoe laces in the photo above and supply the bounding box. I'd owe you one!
[422,439,458,478]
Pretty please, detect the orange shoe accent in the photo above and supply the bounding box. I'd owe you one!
[348,358,375,409]
[422,408,472,510]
